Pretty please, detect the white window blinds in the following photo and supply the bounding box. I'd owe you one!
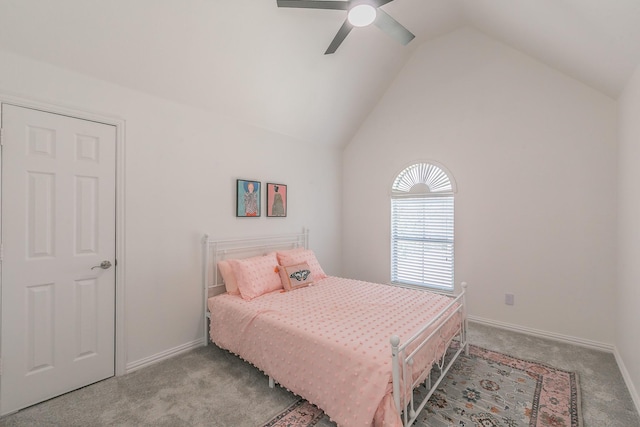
[391,163,455,291]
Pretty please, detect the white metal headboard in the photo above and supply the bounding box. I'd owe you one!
[202,228,309,344]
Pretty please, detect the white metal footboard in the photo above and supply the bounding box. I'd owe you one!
[391,282,468,427]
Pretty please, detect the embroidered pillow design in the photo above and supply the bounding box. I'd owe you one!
[276,249,327,281]
[278,262,314,291]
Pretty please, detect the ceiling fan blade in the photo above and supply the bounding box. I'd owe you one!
[371,0,394,7]
[374,8,415,46]
[277,0,349,10]
[325,19,354,54]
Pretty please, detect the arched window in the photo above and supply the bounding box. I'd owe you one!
[391,163,455,291]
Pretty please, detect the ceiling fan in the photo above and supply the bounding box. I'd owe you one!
[277,0,415,54]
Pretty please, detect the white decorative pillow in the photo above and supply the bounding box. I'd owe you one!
[278,262,313,291]
[229,252,282,301]
[276,249,327,281]
[217,260,239,295]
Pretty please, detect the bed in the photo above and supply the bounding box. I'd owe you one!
[202,230,468,427]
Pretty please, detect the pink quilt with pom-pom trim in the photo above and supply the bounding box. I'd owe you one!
[208,277,460,427]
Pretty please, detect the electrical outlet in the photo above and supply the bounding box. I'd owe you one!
[505,293,515,305]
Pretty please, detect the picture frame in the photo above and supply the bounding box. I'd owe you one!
[236,179,261,217]
[266,183,287,217]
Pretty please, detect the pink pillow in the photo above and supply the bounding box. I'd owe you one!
[276,247,306,256]
[229,253,282,301]
[217,260,239,295]
[277,249,327,281]
[278,262,313,291]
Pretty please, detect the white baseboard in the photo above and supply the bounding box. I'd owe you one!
[613,346,640,417]
[468,315,614,353]
[125,338,205,373]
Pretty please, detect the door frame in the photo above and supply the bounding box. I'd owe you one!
[0,93,127,377]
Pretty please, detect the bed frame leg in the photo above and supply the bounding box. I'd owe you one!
[390,335,401,421]
[461,281,470,357]
[269,376,275,389]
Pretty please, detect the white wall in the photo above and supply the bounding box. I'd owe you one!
[0,50,342,366]
[617,63,640,408]
[342,28,618,345]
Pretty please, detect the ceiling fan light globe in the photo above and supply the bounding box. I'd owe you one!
[348,4,377,27]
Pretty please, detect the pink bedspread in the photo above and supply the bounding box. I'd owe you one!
[208,277,461,427]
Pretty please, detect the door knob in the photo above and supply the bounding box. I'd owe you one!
[91,260,112,270]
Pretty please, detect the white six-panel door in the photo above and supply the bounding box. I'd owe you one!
[0,104,116,415]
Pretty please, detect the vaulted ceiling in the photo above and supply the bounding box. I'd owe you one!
[1,0,639,148]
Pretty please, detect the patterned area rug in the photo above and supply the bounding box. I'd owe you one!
[261,345,581,427]
[262,399,325,427]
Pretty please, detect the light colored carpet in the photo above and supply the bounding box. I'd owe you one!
[0,344,297,427]
[0,323,638,426]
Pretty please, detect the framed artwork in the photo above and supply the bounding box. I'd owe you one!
[236,179,261,217]
[266,183,287,217]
